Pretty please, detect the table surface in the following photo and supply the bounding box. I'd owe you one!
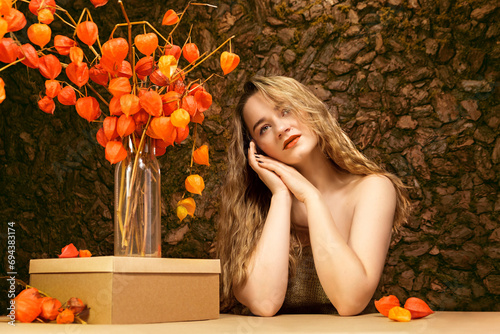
[1,312,499,334]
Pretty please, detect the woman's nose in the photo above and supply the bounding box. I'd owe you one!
[277,124,291,139]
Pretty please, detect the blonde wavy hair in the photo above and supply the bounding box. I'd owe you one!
[216,76,410,309]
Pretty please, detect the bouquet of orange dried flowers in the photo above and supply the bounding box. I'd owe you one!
[0,0,239,255]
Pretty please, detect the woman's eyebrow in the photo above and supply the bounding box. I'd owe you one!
[252,118,265,133]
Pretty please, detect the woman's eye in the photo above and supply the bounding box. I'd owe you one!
[282,109,291,116]
[260,125,270,135]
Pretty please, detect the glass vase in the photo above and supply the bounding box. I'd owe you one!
[114,135,161,257]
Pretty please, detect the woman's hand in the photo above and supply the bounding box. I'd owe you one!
[254,152,319,203]
[248,141,290,196]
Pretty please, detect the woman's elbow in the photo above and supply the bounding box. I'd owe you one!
[334,298,369,316]
[247,300,282,317]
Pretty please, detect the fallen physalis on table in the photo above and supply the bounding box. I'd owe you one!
[11,284,88,324]
[375,295,434,322]
[58,243,92,258]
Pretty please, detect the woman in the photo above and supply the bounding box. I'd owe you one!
[216,76,410,316]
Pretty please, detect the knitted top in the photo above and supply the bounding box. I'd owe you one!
[278,246,337,314]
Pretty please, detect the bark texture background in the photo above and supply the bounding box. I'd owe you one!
[0,0,499,313]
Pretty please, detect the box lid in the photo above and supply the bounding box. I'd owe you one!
[29,256,220,274]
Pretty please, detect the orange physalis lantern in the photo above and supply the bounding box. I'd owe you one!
[193,145,210,166]
[165,44,181,60]
[105,141,127,164]
[58,243,79,258]
[40,297,61,321]
[188,83,204,95]
[374,295,400,317]
[150,69,169,87]
[76,96,101,122]
[134,33,158,56]
[99,55,121,76]
[14,291,42,323]
[220,51,240,75]
[139,90,162,117]
[162,91,181,116]
[135,56,154,77]
[171,108,190,128]
[79,249,92,257]
[45,80,61,98]
[176,205,188,221]
[0,38,19,63]
[38,95,55,114]
[76,21,98,46]
[175,125,189,144]
[158,55,177,79]
[0,77,5,104]
[403,297,434,319]
[38,8,54,24]
[90,0,109,8]
[388,307,411,322]
[66,62,89,88]
[29,0,56,16]
[102,38,129,62]
[54,35,76,55]
[96,127,108,147]
[194,90,212,112]
[103,116,119,140]
[38,54,61,79]
[67,297,86,314]
[69,46,84,65]
[120,93,141,117]
[56,309,74,324]
[150,116,175,143]
[181,95,197,116]
[117,114,135,138]
[133,109,149,125]
[0,0,12,16]
[57,86,76,106]
[108,77,131,97]
[5,8,26,32]
[27,23,51,48]
[109,96,123,116]
[177,197,196,217]
[0,18,6,40]
[191,110,205,124]
[162,9,179,25]
[117,60,132,78]
[185,174,205,195]
[18,43,39,69]
[182,43,199,64]
[89,64,108,86]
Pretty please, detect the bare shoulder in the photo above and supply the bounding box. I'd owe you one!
[351,174,397,202]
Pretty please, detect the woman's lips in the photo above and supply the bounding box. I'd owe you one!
[283,135,301,150]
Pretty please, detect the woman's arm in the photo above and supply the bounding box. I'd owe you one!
[232,142,293,316]
[306,175,395,316]
[256,157,396,316]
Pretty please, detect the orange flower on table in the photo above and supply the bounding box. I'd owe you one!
[58,243,79,258]
[374,295,400,317]
[79,249,92,257]
[56,309,74,324]
[40,297,62,321]
[388,306,411,322]
[404,297,434,319]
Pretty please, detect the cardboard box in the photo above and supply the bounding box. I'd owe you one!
[29,256,220,324]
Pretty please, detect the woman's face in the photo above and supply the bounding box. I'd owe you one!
[242,92,318,166]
